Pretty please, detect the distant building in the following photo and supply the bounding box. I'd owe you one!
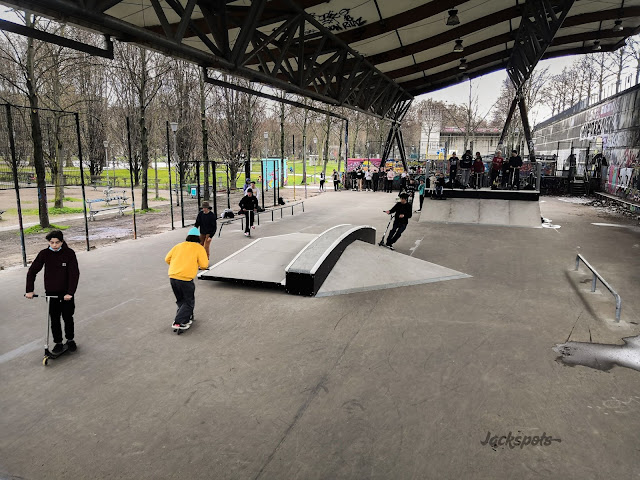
[419,122,501,158]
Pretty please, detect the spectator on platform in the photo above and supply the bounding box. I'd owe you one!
[406,176,417,204]
[25,230,80,355]
[448,152,459,188]
[509,150,523,190]
[460,150,473,189]
[472,152,485,189]
[239,188,259,236]
[372,168,380,192]
[416,178,426,212]
[383,193,413,250]
[364,169,372,191]
[491,151,504,187]
[356,167,364,191]
[501,154,511,189]
[434,172,446,199]
[385,168,395,193]
[165,227,208,330]
[194,201,217,259]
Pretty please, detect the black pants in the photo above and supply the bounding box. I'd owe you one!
[319,180,325,191]
[419,194,424,210]
[501,169,510,188]
[365,179,372,190]
[511,168,520,189]
[333,180,339,191]
[490,169,500,185]
[244,210,255,232]
[372,178,378,191]
[170,278,195,325]
[387,222,407,246]
[48,296,75,344]
[384,178,392,192]
[449,168,457,187]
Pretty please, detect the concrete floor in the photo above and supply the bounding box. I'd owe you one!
[1,191,639,480]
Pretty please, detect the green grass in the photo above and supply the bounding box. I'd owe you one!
[129,208,160,214]
[62,197,81,202]
[23,224,69,235]
[21,207,84,215]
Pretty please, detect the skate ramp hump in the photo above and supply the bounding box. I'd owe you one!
[316,241,471,297]
[198,233,317,287]
[419,198,541,228]
[285,224,376,296]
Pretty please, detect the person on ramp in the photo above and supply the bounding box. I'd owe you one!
[194,201,216,259]
[25,230,80,355]
[239,188,259,236]
[165,227,208,330]
[383,192,413,250]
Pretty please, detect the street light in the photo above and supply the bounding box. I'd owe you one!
[170,122,179,206]
[103,140,109,187]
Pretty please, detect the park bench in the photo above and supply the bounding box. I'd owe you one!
[87,188,129,221]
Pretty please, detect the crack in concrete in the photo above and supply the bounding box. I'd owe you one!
[553,335,640,372]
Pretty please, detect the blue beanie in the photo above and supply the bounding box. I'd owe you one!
[188,227,200,236]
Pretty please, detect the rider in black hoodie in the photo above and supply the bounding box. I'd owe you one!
[25,230,80,354]
[383,193,413,250]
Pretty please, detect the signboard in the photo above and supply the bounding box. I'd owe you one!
[262,158,288,188]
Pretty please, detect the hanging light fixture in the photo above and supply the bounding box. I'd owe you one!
[592,40,602,51]
[613,20,623,32]
[447,9,460,26]
[453,39,464,52]
[459,58,467,70]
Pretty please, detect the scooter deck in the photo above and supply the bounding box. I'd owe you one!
[43,344,69,365]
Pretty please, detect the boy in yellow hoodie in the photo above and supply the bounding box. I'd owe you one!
[165,227,209,329]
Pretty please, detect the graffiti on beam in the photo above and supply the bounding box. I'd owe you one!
[310,9,367,33]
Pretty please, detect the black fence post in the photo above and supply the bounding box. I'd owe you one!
[179,161,185,228]
[212,160,218,218]
[73,112,90,252]
[6,104,27,266]
[196,159,201,209]
[166,121,174,230]
[126,117,137,239]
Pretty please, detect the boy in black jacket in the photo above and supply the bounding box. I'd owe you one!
[194,201,217,258]
[239,188,259,236]
[25,230,80,354]
[383,193,413,250]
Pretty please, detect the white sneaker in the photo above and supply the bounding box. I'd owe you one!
[251,226,255,229]
[244,232,249,236]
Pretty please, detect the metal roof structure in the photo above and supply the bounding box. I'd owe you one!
[1,0,640,122]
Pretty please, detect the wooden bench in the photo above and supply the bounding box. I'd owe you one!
[87,190,129,221]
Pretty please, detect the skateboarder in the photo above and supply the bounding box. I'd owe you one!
[194,201,216,259]
[165,227,208,329]
[383,192,413,250]
[25,230,80,355]
[239,188,259,236]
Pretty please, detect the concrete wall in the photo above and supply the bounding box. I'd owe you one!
[533,85,640,201]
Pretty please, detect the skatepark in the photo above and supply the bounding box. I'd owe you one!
[2,191,639,479]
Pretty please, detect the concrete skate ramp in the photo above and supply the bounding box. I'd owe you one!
[316,241,471,297]
[419,198,541,228]
[198,233,318,287]
[285,225,376,296]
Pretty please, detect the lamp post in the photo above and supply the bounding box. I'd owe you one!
[263,132,268,192]
[170,122,179,207]
[103,140,109,187]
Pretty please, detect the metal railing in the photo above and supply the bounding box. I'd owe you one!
[575,254,622,322]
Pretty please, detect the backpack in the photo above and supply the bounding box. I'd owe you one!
[222,208,234,219]
[278,197,285,205]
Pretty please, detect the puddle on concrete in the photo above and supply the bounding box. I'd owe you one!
[553,336,640,372]
[68,227,132,241]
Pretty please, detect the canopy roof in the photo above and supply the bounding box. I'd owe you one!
[1,0,639,119]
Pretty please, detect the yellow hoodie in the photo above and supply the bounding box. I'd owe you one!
[165,241,209,281]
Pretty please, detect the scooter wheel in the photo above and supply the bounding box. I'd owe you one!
[177,329,182,335]
[43,357,49,366]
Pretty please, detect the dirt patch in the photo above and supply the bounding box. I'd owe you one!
[0,187,318,270]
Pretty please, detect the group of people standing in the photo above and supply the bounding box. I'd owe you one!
[447,149,523,190]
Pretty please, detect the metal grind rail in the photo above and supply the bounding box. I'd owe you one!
[575,254,622,322]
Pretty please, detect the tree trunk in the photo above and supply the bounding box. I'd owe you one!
[25,14,50,228]
[139,48,149,210]
[322,114,330,174]
[200,69,210,201]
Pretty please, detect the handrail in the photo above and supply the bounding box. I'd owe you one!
[575,254,622,322]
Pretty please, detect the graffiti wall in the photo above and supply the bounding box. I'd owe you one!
[532,84,640,202]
